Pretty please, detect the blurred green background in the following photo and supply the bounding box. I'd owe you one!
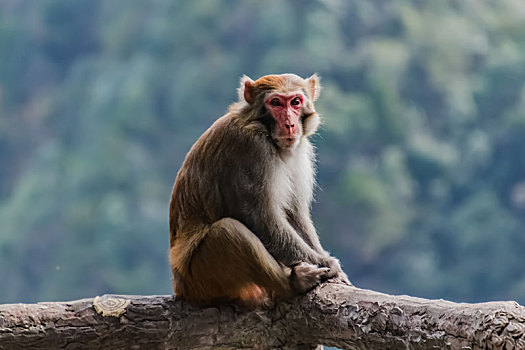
[1,0,524,304]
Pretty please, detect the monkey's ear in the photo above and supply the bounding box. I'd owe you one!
[239,75,256,104]
[307,74,321,101]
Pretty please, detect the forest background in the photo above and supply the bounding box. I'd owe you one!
[1,0,524,305]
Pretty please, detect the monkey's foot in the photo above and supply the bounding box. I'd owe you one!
[321,256,351,285]
[329,276,353,286]
[290,262,330,293]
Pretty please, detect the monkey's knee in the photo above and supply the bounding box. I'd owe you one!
[188,218,289,304]
[201,218,287,283]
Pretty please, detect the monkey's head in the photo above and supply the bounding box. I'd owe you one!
[238,73,321,149]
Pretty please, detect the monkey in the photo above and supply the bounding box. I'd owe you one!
[169,73,349,307]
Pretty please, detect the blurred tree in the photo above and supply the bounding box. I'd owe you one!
[0,0,524,304]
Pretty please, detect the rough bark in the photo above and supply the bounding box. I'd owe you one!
[0,282,524,349]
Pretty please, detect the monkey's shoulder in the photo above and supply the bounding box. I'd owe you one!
[189,114,274,165]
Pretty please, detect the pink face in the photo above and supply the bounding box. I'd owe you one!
[265,93,304,148]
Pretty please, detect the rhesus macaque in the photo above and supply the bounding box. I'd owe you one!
[169,73,349,306]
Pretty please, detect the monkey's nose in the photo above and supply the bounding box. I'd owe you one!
[285,123,295,129]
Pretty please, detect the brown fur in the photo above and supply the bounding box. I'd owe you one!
[169,73,348,307]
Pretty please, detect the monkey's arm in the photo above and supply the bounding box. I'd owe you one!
[250,205,328,268]
[287,210,350,282]
[287,208,326,254]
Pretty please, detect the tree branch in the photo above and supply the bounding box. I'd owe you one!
[0,282,524,349]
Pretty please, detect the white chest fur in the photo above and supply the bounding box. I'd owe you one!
[270,140,316,212]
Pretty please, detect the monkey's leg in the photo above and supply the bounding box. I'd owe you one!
[179,218,328,306]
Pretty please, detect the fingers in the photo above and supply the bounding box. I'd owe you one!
[291,262,330,293]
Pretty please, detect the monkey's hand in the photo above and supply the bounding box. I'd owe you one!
[290,262,330,293]
[321,256,351,285]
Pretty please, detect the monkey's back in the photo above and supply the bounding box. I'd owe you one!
[169,113,273,247]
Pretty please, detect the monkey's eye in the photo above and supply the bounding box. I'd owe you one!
[291,97,302,106]
[270,98,281,107]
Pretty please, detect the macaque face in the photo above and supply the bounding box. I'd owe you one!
[240,73,320,149]
[265,92,305,149]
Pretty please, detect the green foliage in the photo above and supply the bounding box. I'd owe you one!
[0,0,524,304]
